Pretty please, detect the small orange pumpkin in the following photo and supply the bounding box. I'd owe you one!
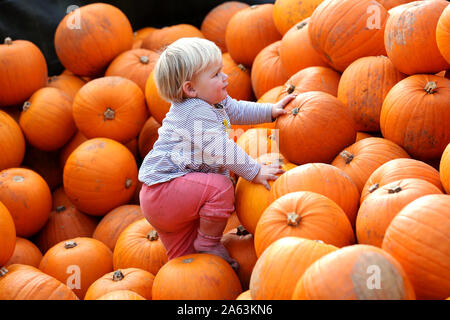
[0,110,25,171]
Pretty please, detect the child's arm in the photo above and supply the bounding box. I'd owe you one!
[220,94,296,125]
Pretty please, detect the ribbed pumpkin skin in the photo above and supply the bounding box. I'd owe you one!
[96,289,146,300]
[0,264,79,300]
[39,237,113,299]
[152,253,242,300]
[105,48,160,93]
[337,56,406,132]
[308,0,388,72]
[0,38,48,107]
[0,168,52,237]
[0,202,16,267]
[138,117,161,159]
[5,237,42,268]
[332,137,411,193]
[356,179,443,247]
[273,0,324,35]
[378,0,415,10]
[384,0,450,75]
[63,138,138,216]
[440,144,450,194]
[276,91,356,165]
[436,4,450,64]
[54,3,133,77]
[250,237,338,300]
[279,18,328,77]
[254,191,355,257]
[142,24,205,52]
[225,4,282,67]
[236,128,279,159]
[93,205,144,251]
[85,268,155,300]
[380,75,450,161]
[0,110,25,171]
[222,53,254,101]
[113,218,168,276]
[144,70,171,124]
[270,163,360,228]
[46,74,86,99]
[251,41,289,99]
[292,244,416,300]
[382,194,450,300]
[19,87,76,151]
[361,158,444,203]
[72,76,148,144]
[201,1,250,52]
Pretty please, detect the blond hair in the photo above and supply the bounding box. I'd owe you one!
[153,37,222,102]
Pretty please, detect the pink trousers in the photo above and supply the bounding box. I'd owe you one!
[139,172,235,260]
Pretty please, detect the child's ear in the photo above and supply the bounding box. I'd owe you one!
[182,81,197,98]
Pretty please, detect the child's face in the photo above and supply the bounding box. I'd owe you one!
[189,61,228,105]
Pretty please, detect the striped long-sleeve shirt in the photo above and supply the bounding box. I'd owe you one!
[138,95,274,186]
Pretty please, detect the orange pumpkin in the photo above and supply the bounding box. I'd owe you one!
[236,128,279,159]
[144,70,171,124]
[54,3,133,77]
[254,191,355,257]
[222,53,254,101]
[63,138,138,216]
[250,237,338,300]
[0,202,16,267]
[5,237,42,268]
[0,168,52,237]
[39,237,113,299]
[201,1,250,52]
[380,74,450,160]
[378,0,415,10]
[96,289,146,300]
[0,37,48,107]
[308,0,387,72]
[356,178,443,247]
[72,76,148,144]
[46,74,86,99]
[19,87,76,151]
[225,4,282,67]
[382,194,450,300]
[141,24,204,53]
[384,0,450,75]
[0,110,25,171]
[436,4,450,65]
[0,264,79,300]
[275,91,356,165]
[440,143,450,194]
[152,253,242,300]
[273,0,324,35]
[292,244,416,300]
[138,117,161,160]
[132,27,158,49]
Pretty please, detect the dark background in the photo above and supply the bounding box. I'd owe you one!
[0,0,274,75]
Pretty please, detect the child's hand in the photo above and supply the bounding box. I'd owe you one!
[272,93,297,119]
[252,163,285,190]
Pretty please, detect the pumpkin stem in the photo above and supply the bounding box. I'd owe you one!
[125,178,133,189]
[236,225,250,236]
[286,84,295,94]
[340,150,354,164]
[48,76,59,84]
[22,101,31,111]
[12,175,24,182]
[4,37,12,45]
[64,241,77,249]
[287,213,301,226]
[368,183,379,193]
[140,56,149,64]
[112,270,125,281]
[146,230,159,241]
[182,258,194,263]
[296,21,308,30]
[387,185,402,194]
[291,107,299,116]
[424,81,437,94]
[237,64,246,72]
[103,108,115,121]
[0,267,8,277]
[56,205,66,213]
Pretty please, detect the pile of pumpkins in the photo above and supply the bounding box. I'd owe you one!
[0,0,449,300]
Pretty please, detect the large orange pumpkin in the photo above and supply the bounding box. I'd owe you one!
[72,76,148,144]
[152,253,242,300]
[337,56,406,132]
[440,143,450,194]
[273,0,324,35]
[39,237,113,299]
[0,168,52,237]
[382,194,450,300]
[222,53,254,101]
[292,244,416,300]
[254,191,355,257]
[54,3,133,77]
[436,4,450,64]
[275,91,356,165]
[380,74,450,161]
[384,0,450,75]
[4,237,42,268]
[250,237,338,300]
[0,37,48,107]
[308,0,387,72]
[19,87,76,151]
[46,74,86,99]
[0,202,16,267]
[144,70,171,124]
[225,4,282,67]
[200,1,250,52]
[0,110,25,171]
[63,138,138,216]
